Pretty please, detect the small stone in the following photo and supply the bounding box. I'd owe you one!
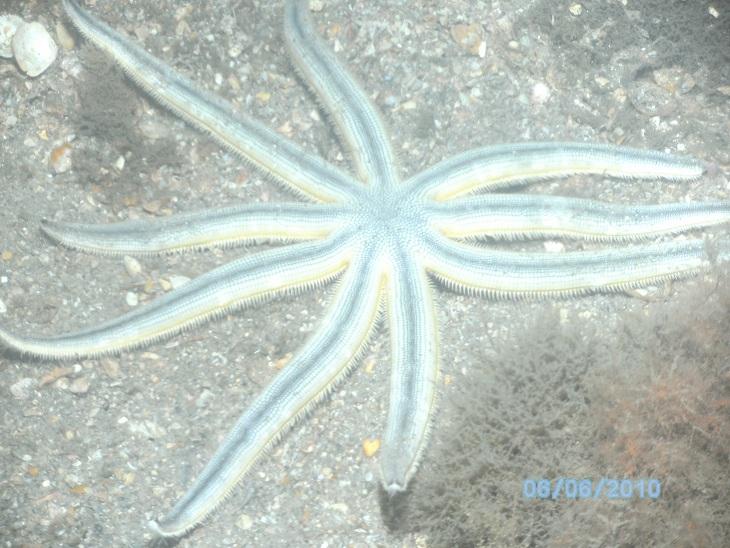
[125,292,139,307]
[227,44,243,58]
[1,250,12,261]
[653,67,695,95]
[594,76,610,88]
[0,297,6,315]
[256,90,271,103]
[55,21,75,51]
[363,357,376,374]
[569,3,583,16]
[123,255,143,277]
[543,240,565,253]
[12,21,58,77]
[362,438,381,457]
[708,5,719,18]
[49,144,73,174]
[236,514,253,530]
[101,358,120,378]
[272,353,292,370]
[142,200,161,214]
[478,40,487,58]
[167,274,191,289]
[69,484,88,495]
[450,23,484,56]
[309,0,324,11]
[55,377,70,390]
[69,377,90,395]
[0,15,24,59]
[627,81,676,117]
[195,388,214,408]
[128,419,166,439]
[531,82,551,105]
[328,502,349,514]
[11,377,38,400]
[39,366,74,386]
[114,155,126,171]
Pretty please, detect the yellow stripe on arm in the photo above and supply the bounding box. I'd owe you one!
[406,142,704,201]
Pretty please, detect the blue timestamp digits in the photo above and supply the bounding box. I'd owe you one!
[522,478,661,500]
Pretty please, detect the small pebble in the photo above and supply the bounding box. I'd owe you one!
[12,21,58,77]
[123,255,143,277]
[55,21,75,51]
[653,67,695,95]
[708,5,719,18]
[627,81,676,117]
[195,388,214,408]
[11,377,38,400]
[39,365,74,386]
[114,155,126,171]
[125,292,139,307]
[168,274,191,289]
[450,23,484,56]
[69,377,90,395]
[128,419,166,439]
[49,144,73,174]
[531,82,551,105]
[0,297,6,315]
[101,358,120,378]
[236,514,253,530]
[142,200,161,214]
[362,438,381,457]
[328,502,349,514]
[543,241,565,253]
[0,15,24,59]
[227,44,243,58]
[569,3,583,16]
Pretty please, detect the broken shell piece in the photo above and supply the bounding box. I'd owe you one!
[0,15,24,59]
[12,21,58,77]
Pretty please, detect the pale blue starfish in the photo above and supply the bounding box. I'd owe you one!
[1,0,728,537]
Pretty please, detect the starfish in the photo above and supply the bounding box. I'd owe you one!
[2,0,729,538]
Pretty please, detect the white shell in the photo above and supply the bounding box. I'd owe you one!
[0,14,24,59]
[12,21,58,77]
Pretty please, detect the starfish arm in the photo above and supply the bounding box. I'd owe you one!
[0,234,355,359]
[380,248,439,494]
[40,203,351,256]
[149,242,385,537]
[62,0,362,203]
[283,0,398,186]
[427,195,730,241]
[423,231,728,298]
[406,142,704,201]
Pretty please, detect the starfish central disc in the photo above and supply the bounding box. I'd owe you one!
[356,189,429,251]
